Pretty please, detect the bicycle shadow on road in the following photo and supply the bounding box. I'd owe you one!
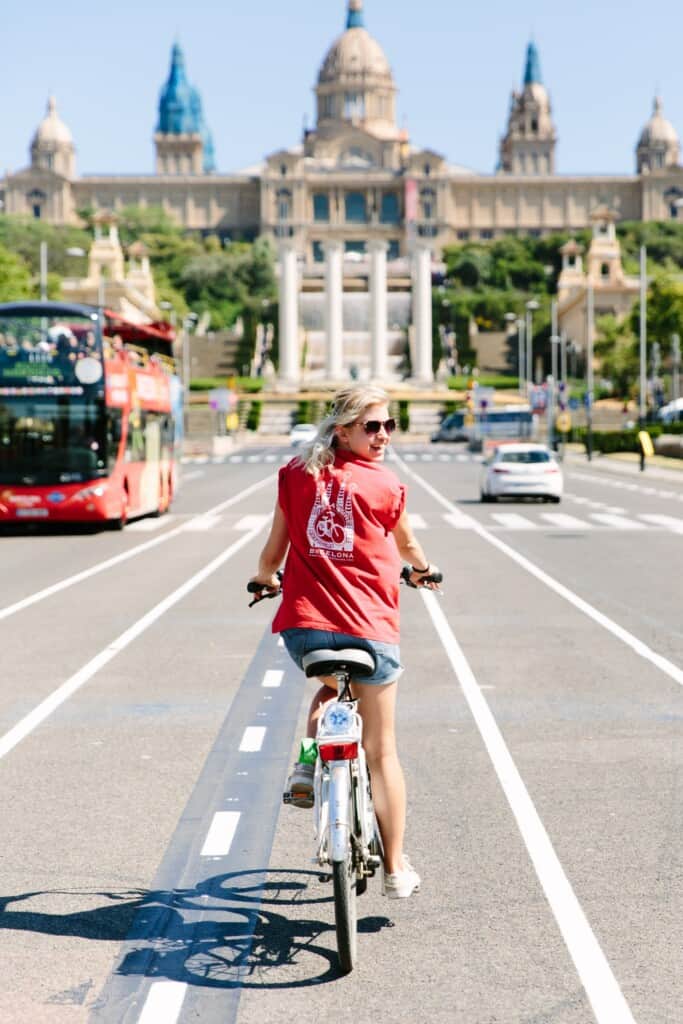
[0,868,394,990]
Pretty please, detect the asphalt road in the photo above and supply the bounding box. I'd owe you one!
[0,442,681,1024]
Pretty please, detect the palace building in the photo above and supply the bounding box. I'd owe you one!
[2,0,683,267]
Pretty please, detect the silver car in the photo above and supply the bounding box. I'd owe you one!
[480,443,563,503]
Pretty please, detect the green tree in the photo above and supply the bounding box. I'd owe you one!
[0,244,34,301]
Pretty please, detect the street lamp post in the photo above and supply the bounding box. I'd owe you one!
[672,333,681,405]
[525,299,539,393]
[586,279,594,461]
[549,298,559,449]
[504,311,520,388]
[639,245,648,423]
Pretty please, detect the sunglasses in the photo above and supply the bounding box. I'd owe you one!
[358,418,397,435]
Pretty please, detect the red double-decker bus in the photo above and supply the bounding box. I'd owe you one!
[0,301,181,528]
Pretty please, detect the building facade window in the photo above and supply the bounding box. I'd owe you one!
[345,240,366,256]
[313,193,330,222]
[344,92,365,120]
[457,230,470,240]
[388,239,400,260]
[420,188,436,222]
[601,262,610,278]
[380,192,400,224]
[312,240,324,263]
[480,229,493,240]
[345,192,367,223]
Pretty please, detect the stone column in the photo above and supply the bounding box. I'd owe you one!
[369,240,388,381]
[324,239,344,379]
[413,242,433,383]
[278,241,299,385]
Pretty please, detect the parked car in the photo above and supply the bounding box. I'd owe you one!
[289,422,318,447]
[657,398,683,423]
[480,443,563,503]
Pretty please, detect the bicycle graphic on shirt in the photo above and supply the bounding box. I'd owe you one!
[313,508,346,546]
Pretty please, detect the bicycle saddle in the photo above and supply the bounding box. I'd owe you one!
[302,648,376,679]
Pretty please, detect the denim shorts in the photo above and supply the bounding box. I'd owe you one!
[280,628,403,686]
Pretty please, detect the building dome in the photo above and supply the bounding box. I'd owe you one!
[319,23,392,85]
[638,97,679,147]
[636,97,679,173]
[32,96,73,147]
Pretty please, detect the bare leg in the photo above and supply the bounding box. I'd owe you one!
[305,678,337,739]
[351,680,406,875]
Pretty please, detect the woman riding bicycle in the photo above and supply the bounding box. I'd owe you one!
[249,384,441,898]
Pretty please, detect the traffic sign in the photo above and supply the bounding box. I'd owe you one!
[555,411,572,433]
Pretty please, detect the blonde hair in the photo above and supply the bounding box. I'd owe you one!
[297,384,390,477]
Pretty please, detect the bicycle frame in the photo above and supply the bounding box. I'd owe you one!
[313,672,380,875]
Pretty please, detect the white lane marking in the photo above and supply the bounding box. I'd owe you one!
[395,455,683,689]
[229,455,244,463]
[183,515,222,532]
[421,590,636,1024]
[126,516,177,533]
[443,511,477,530]
[239,726,266,752]
[247,455,260,463]
[181,469,205,482]
[277,636,285,648]
[234,514,270,531]
[138,981,187,1024]
[265,454,277,462]
[490,513,536,530]
[262,670,284,687]
[200,811,241,857]
[639,513,683,533]
[408,513,428,530]
[0,521,270,761]
[590,514,647,530]
[0,474,276,624]
[194,456,209,464]
[540,513,591,529]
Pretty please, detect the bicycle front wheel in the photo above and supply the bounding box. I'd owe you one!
[332,855,357,973]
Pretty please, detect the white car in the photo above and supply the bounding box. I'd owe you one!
[289,423,318,447]
[480,443,563,503]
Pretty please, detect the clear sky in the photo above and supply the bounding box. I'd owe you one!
[3,0,681,179]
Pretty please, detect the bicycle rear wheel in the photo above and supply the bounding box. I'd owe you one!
[332,855,357,973]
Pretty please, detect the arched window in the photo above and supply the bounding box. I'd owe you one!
[420,188,436,221]
[313,193,329,222]
[276,188,292,222]
[601,262,610,279]
[345,192,367,223]
[380,192,400,224]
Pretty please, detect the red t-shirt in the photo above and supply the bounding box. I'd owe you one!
[272,449,406,643]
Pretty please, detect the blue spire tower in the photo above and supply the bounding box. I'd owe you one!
[523,40,542,85]
[346,0,365,29]
[155,42,216,175]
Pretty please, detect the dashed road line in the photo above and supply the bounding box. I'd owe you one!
[200,811,241,857]
[262,669,284,687]
[590,513,647,529]
[138,981,187,1024]
[239,726,267,752]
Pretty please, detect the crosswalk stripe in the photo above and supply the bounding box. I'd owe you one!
[234,514,270,531]
[443,511,476,530]
[540,513,591,529]
[490,513,536,529]
[639,514,683,533]
[183,515,222,532]
[126,516,176,532]
[229,455,244,463]
[590,513,647,529]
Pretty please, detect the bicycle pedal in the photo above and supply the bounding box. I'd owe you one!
[367,854,382,868]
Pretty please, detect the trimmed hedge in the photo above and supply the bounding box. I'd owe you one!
[448,375,519,390]
[245,401,262,431]
[190,376,264,393]
[574,422,683,453]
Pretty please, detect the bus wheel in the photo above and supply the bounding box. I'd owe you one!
[111,493,128,530]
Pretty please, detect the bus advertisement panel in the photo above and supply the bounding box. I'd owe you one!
[0,301,179,528]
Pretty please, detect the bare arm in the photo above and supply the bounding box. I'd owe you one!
[391,508,441,588]
[251,502,289,589]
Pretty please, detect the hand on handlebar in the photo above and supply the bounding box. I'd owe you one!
[401,564,443,591]
[247,570,283,607]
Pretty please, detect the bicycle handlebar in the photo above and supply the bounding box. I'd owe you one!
[247,566,443,607]
[400,565,443,589]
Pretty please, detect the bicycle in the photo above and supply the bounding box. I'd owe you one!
[247,564,442,974]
